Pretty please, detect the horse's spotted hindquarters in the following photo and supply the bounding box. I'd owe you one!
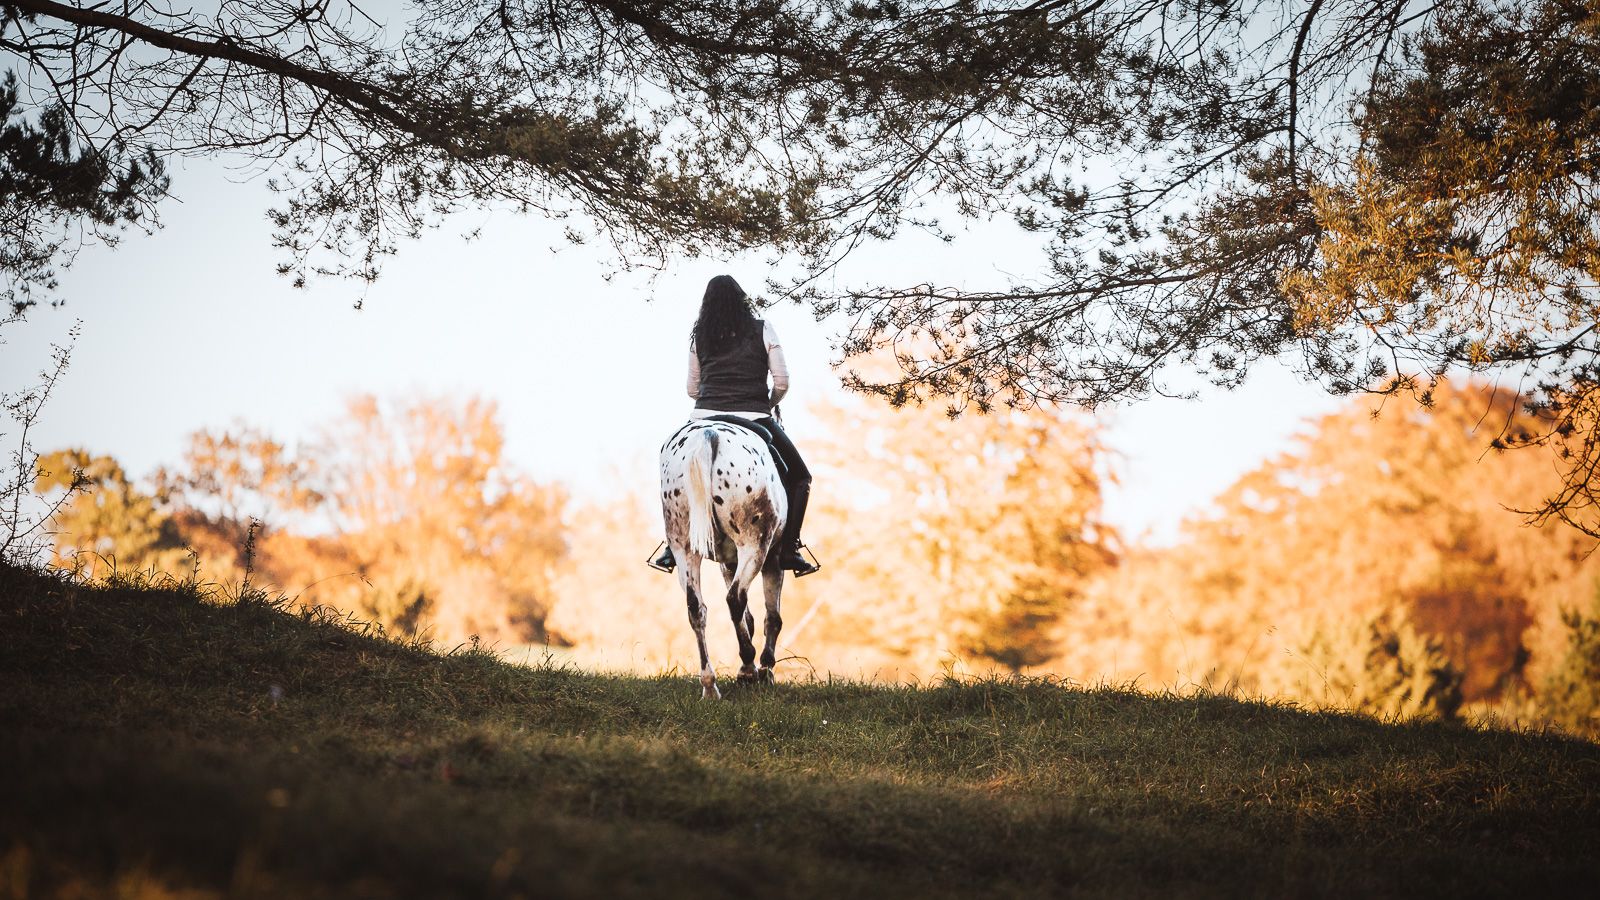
[659,421,789,699]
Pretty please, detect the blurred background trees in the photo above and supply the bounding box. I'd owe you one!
[1045,379,1598,730]
[545,490,697,671]
[1294,610,1465,722]
[1540,598,1600,735]
[24,377,1600,737]
[786,394,1116,676]
[36,393,567,645]
[34,448,186,579]
[317,394,568,643]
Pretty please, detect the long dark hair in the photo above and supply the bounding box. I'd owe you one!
[691,275,759,356]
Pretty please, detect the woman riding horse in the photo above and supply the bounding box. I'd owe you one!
[651,275,820,576]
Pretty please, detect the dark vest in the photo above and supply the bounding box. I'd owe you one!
[694,321,770,413]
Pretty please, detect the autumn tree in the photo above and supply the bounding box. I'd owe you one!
[1057,379,1598,713]
[1538,593,1600,737]
[801,394,1115,676]
[157,425,322,531]
[26,399,567,645]
[1295,609,1465,721]
[317,394,567,643]
[33,448,187,578]
[956,419,1118,671]
[826,1,1600,429]
[29,433,315,586]
[146,423,328,590]
[1282,0,1600,534]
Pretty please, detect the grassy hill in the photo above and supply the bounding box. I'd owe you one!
[2,562,1598,899]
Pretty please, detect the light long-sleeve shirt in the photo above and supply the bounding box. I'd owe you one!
[688,320,789,420]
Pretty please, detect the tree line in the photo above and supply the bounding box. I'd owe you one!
[21,381,1599,737]
[35,395,567,644]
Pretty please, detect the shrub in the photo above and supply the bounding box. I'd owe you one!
[1538,596,1600,737]
[1296,609,1465,720]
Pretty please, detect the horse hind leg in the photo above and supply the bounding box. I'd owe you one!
[718,559,756,662]
[758,555,784,684]
[726,548,763,683]
[678,555,719,700]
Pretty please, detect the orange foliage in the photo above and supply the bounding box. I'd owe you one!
[1055,381,1596,713]
[40,395,568,647]
[314,394,568,644]
[792,395,1115,676]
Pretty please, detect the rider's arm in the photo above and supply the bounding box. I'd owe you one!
[765,321,790,406]
[687,338,701,400]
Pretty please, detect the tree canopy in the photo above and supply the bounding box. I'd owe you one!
[0,0,1159,309]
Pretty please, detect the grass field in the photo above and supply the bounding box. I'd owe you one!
[2,561,1598,899]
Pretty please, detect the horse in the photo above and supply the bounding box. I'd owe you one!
[658,419,788,699]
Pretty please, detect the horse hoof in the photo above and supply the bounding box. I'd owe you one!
[701,684,721,700]
[757,667,775,685]
[735,668,759,684]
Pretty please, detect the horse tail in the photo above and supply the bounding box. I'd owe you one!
[685,427,719,557]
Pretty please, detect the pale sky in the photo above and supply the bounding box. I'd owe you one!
[0,153,1345,546]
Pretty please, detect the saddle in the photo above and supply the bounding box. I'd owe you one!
[699,415,790,483]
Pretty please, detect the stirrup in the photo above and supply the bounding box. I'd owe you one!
[646,541,675,573]
[783,543,821,577]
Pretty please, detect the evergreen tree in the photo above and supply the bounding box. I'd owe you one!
[0,72,165,313]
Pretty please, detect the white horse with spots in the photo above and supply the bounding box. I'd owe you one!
[658,419,788,699]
